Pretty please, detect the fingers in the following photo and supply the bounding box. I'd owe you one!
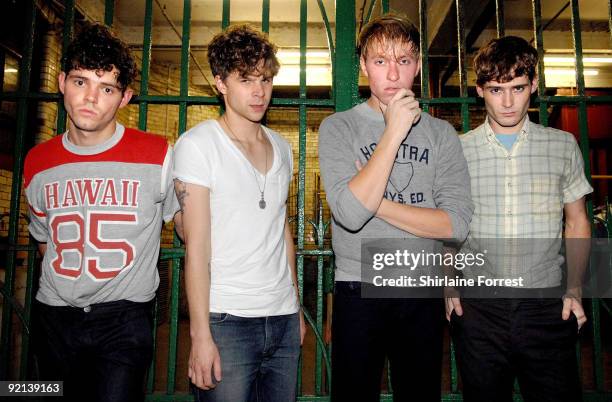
[355,160,363,171]
[213,354,223,383]
[453,298,463,316]
[562,296,587,331]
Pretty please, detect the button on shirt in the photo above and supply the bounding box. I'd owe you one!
[459,117,593,287]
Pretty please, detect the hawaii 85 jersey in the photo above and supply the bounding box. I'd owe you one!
[24,124,179,307]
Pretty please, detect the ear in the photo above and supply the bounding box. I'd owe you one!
[414,57,421,78]
[58,72,66,94]
[476,85,484,98]
[214,75,227,95]
[119,88,133,108]
[359,56,368,78]
[530,76,539,94]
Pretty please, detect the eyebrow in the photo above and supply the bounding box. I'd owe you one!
[68,74,121,89]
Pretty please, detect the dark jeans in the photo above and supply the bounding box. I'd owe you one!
[33,299,154,402]
[451,298,581,402]
[192,312,300,402]
[331,281,444,402]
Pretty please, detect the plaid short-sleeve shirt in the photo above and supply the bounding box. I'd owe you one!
[459,117,593,287]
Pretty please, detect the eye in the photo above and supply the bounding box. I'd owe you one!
[74,79,85,86]
[514,86,525,93]
[373,59,385,65]
[489,88,501,94]
[399,58,411,65]
[103,87,114,94]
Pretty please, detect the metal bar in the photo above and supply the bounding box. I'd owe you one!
[18,240,37,379]
[382,0,389,13]
[569,0,602,393]
[104,0,115,27]
[455,0,469,133]
[222,0,230,29]
[154,0,215,94]
[165,0,191,394]
[56,0,75,135]
[609,0,612,44]
[0,0,35,380]
[139,0,154,131]
[495,0,505,37]
[365,0,376,25]
[419,0,430,112]
[316,0,335,88]
[532,0,548,126]
[146,298,159,393]
[262,0,270,33]
[335,0,357,112]
[298,0,308,394]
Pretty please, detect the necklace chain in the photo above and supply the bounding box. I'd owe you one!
[222,115,268,209]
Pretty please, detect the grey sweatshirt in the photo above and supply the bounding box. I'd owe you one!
[318,102,473,282]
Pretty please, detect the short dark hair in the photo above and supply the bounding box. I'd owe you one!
[207,24,279,80]
[358,13,420,59]
[62,23,136,91]
[474,36,538,86]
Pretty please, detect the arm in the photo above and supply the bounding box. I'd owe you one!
[561,197,590,329]
[284,217,306,344]
[318,91,420,231]
[175,179,221,389]
[37,243,47,257]
[376,201,452,238]
[348,89,421,211]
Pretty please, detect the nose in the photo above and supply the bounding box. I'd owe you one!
[84,85,98,104]
[387,61,399,81]
[502,90,513,108]
[253,80,265,97]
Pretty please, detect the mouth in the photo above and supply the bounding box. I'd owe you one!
[78,108,97,116]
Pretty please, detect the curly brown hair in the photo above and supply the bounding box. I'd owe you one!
[62,23,136,91]
[474,36,538,86]
[207,24,279,80]
[358,13,420,59]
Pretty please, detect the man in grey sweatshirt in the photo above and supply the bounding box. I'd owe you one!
[318,14,473,402]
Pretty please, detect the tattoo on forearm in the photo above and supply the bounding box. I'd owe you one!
[174,179,189,212]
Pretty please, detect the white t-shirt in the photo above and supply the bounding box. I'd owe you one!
[173,119,299,317]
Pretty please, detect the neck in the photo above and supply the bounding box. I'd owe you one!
[67,121,117,147]
[367,97,386,114]
[221,113,263,143]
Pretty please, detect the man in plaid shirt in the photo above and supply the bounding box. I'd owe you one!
[446,36,592,402]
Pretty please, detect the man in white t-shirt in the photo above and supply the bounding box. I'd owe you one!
[172,24,305,402]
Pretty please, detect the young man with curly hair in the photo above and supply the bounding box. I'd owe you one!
[318,14,473,402]
[447,36,592,402]
[24,23,179,401]
[172,24,305,402]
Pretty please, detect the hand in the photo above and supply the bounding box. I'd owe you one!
[188,335,222,390]
[299,310,307,345]
[381,88,421,142]
[562,294,587,330]
[445,297,463,321]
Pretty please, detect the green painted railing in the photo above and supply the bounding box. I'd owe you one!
[0,1,610,401]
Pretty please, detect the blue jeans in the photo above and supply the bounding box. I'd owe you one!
[193,312,300,402]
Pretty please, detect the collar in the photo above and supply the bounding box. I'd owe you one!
[483,115,530,146]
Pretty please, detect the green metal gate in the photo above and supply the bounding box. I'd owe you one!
[0,1,610,401]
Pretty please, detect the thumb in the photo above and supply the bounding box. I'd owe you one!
[213,355,222,382]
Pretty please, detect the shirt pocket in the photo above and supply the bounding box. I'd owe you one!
[530,176,563,217]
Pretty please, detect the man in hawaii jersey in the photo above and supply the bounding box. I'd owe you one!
[23,23,179,401]
[172,25,305,402]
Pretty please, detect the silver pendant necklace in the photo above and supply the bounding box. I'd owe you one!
[223,115,268,209]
